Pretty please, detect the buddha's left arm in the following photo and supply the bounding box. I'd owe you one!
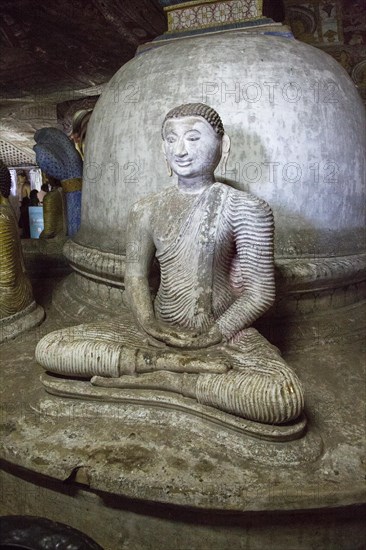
[216,193,276,341]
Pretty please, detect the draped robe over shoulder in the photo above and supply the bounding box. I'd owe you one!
[154,182,277,340]
[154,182,227,332]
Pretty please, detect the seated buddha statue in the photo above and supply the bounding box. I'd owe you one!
[36,103,304,425]
[0,162,44,341]
[40,177,66,240]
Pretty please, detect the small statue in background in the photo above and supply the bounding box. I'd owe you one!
[34,128,83,237]
[40,177,66,240]
[0,162,44,342]
[36,104,304,427]
[17,171,30,201]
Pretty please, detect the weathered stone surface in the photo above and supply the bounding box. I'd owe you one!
[0,279,365,548]
[77,32,365,261]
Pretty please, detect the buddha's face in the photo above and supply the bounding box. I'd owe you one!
[163,116,222,180]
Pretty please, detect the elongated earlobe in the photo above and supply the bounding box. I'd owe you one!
[162,141,173,177]
[166,159,173,177]
[220,133,231,176]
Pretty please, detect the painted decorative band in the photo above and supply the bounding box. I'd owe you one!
[165,0,263,33]
[152,19,280,41]
[164,0,263,13]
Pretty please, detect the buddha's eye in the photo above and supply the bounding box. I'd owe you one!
[166,136,176,144]
[187,136,200,142]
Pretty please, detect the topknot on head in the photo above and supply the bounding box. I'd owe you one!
[162,103,224,138]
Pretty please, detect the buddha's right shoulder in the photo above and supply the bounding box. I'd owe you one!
[129,187,175,214]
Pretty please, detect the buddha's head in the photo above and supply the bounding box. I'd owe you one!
[17,171,27,185]
[161,103,230,181]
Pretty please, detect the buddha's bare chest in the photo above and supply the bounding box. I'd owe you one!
[151,193,199,245]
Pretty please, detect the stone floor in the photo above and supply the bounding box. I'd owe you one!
[0,272,365,549]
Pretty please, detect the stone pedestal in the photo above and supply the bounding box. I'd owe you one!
[0,301,44,344]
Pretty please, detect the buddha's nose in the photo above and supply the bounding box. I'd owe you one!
[174,138,187,157]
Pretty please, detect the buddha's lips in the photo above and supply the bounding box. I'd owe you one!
[175,160,192,167]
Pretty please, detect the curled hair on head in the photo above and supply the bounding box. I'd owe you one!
[162,103,225,138]
[0,161,11,198]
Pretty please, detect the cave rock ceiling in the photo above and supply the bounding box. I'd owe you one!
[0,0,166,165]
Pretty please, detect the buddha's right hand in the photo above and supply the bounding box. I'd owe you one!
[140,319,201,347]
